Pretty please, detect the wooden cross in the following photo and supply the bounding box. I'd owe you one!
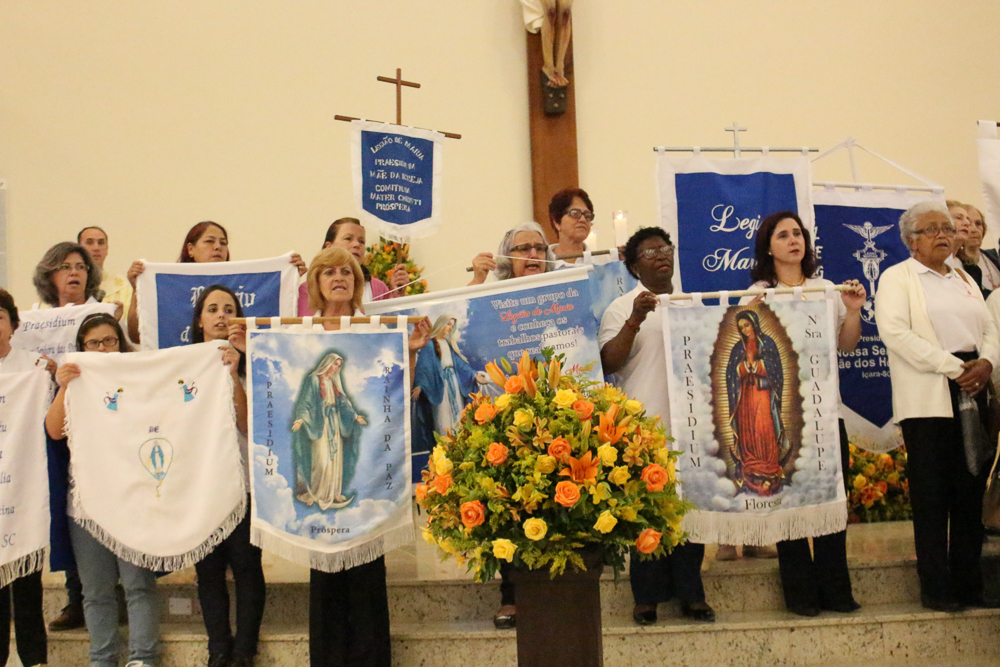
[725,121,748,157]
[334,68,461,139]
[376,68,420,125]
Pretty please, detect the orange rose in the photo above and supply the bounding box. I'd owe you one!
[474,402,497,425]
[548,437,572,462]
[641,464,669,493]
[433,473,452,495]
[554,480,581,508]
[504,375,525,394]
[572,399,594,421]
[486,442,509,466]
[460,500,486,529]
[635,528,662,554]
[415,483,428,502]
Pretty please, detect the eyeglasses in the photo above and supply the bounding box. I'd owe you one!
[639,246,675,260]
[57,263,88,272]
[912,225,957,238]
[83,335,119,351]
[564,208,595,222]
[510,243,549,254]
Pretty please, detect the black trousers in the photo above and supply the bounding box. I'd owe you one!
[0,571,47,666]
[776,420,855,609]
[901,409,987,602]
[65,567,84,606]
[195,503,266,659]
[629,541,707,606]
[310,557,390,667]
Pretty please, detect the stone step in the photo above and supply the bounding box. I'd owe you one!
[34,604,1000,667]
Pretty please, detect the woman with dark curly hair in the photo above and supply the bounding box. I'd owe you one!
[33,242,103,308]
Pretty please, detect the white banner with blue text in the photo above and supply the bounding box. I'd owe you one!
[351,120,443,240]
[65,342,244,570]
[0,370,51,587]
[136,254,299,350]
[248,327,413,573]
[657,153,814,294]
[663,297,846,545]
[11,302,116,363]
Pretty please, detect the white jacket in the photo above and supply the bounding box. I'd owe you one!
[875,257,1000,423]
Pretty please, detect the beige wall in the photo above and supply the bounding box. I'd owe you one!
[1,1,998,306]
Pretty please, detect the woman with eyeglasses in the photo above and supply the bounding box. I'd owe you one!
[547,188,613,268]
[468,222,555,286]
[45,313,163,667]
[730,211,865,616]
[955,203,1000,296]
[876,201,999,612]
[33,242,105,310]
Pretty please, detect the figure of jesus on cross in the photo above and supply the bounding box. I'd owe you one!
[522,0,574,88]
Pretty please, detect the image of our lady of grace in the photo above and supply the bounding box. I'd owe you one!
[709,304,805,499]
[290,351,368,511]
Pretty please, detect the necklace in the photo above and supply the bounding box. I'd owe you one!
[778,275,808,299]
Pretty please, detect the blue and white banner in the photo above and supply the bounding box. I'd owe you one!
[351,120,443,240]
[663,297,846,545]
[248,327,412,572]
[368,267,604,481]
[588,261,639,323]
[136,254,299,350]
[814,186,943,453]
[657,153,814,293]
[0,370,51,587]
[11,302,116,363]
[978,120,1000,232]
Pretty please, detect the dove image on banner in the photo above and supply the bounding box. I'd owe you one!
[657,153,814,293]
[136,253,299,350]
[814,187,944,453]
[248,328,412,573]
[352,120,443,240]
[664,297,845,546]
[0,370,51,587]
[10,302,116,363]
[366,267,604,481]
[65,341,244,570]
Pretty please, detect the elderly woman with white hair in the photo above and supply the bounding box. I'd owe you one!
[468,221,555,285]
[875,200,1000,612]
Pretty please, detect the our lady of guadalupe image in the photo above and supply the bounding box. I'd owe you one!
[291,352,368,510]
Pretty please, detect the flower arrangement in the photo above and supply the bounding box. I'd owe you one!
[846,444,911,523]
[364,238,427,296]
[416,349,691,581]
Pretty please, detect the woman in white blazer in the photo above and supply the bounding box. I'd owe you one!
[875,201,1000,612]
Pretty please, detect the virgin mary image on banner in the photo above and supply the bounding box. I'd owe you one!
[725,310,790,496]
[291,352,368,510]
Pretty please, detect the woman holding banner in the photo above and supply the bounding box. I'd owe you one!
[126,221,306,344]
[33,242,104,309]
[297,218,409,314]
[44,313,163,667]
[738,210,865,616]
[189,285,263,667]
[876,201,999,612]
[468,221,555,285]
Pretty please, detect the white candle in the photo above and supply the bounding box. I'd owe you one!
[584,230,597,249]
[613,211,628,247]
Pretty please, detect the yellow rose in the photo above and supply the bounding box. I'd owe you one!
[853,474,867,491]
[535,455,557,474]
[492,538,518,562]
[654,445,671,465]
[553,389,577,410]
[619,505,639,522]
[593,510,618,533]
[495,393,512,411]
[597,443,617,467]
[523,517,548,541]
[513,408,535,430]
[434,455,453,476]
[608,465,631,486]
[624,399,643,415]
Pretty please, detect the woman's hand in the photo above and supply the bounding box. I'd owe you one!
[470,253,497,284]
[475,371,489,385]
[408,317,431,351]
[291,253,307,276]
[220,345,241,378]
[957,358,993,395]
[411,386,422,400]
[841,280,867,311]
[292,419,303,431]
[389,264,410,292]
[127,261,145,288]
[357,415,367,425]
[55,363,81,388]
[39,354,57,377]
[228,323,247,353]
[627,291,658,329]
[112,301,125,321]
